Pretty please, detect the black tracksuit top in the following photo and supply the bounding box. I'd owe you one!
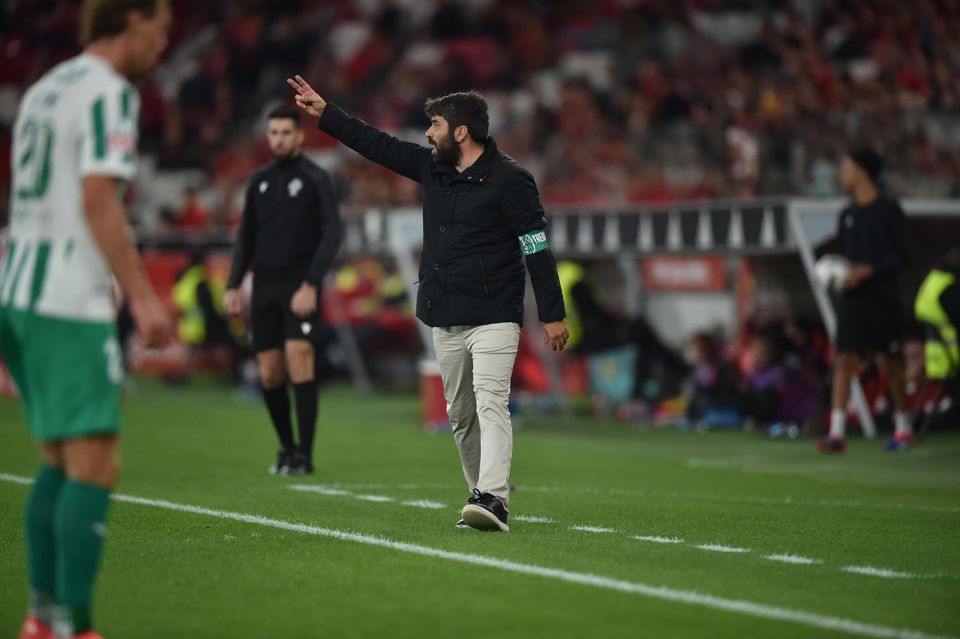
[227,154,342,289]
[316,103,565,328]
[837,194,910,300]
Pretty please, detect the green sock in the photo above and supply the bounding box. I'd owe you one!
[25,464,65,624]
[54,479,111,634]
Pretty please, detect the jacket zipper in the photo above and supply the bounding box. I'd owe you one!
[479,257,489,298]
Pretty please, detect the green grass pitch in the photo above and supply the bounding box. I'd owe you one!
[1,380,958,638]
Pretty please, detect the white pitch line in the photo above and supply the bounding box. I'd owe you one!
[766,554,822,566]
[401,499,447,510]
[513,515,556,524]
[289,485,352,496]
[0,474,954,639]
[319,481,960,515]
[695,544,751,554]
[633,535,684,544]
[353,494,394,503]
[842,566,922,579]
[570,525,618,534]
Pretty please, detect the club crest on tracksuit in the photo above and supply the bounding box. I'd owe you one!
[288,178,304,197]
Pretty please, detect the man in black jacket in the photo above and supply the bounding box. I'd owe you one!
[225,105,343,475]
[819,149,911,454]
[289,75,568,532]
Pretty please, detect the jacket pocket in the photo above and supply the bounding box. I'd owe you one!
[479,256,490,298]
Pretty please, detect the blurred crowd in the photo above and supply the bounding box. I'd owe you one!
[2,0,960,232]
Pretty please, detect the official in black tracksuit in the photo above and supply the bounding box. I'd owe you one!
[225,105,342,475]
[820,149,912,453]
[289,77,568,531]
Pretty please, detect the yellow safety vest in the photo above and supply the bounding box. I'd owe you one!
[914,269,959,380]
[556,261,584,349]
[172,265,226,345]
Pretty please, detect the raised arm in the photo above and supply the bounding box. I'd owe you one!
[287,75,429,182]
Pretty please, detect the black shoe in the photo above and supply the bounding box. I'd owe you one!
[455,519,469,529]
[461,489,509,532]
[286,451,314,475]
[268,448,295,475]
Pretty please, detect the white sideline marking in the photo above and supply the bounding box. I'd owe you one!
[633,535,684,544]
[319,481,960,514]
[354,494,394,503]
[289,485,352,497]
[766,554,822,566]
[513,515,556,524]
[401,499,447,510]
[570,525,618,534]
[696,544,751,554]
[0,474,954,639]
[842,566,920,579]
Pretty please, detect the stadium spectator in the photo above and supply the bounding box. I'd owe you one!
[3,0,960,223]
[174,185,211,233]
[685,332,745,429]
[745,330,819,429]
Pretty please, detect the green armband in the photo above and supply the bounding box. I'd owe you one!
[519,230,549,255]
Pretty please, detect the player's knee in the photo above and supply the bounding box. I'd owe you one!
[40,442,64,469]
[259,367,286,389]
[257,358,286,388]
[285,341,315,381]
[67,444,120,489]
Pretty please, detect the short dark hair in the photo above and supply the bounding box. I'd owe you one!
[424,91,489,142]
[81,0,160,45]
[847,148,883,183]
[268,105,302,128]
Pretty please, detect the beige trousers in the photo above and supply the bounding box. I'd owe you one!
[433,322,520,508]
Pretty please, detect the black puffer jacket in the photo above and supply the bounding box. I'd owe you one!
[317,103,564,328]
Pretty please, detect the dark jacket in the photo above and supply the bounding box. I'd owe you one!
[316,104,564,328]
[227,154,342,289]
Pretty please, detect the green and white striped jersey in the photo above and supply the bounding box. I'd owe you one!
[2,53,140,322]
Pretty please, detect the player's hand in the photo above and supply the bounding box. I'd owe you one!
[287,75,326,118]
[224,289,243,316]
[842,263,874,289]
[543,320,569,352]
[291,282,318,318]
[131,294,172,349]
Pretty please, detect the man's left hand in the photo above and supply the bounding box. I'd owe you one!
[842,263,875,289]
[291,283,318,318]
[544,320,570,352]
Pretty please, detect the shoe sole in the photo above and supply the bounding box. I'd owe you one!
[461,504,509,532]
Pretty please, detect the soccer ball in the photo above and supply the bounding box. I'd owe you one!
[813,254,851,292]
